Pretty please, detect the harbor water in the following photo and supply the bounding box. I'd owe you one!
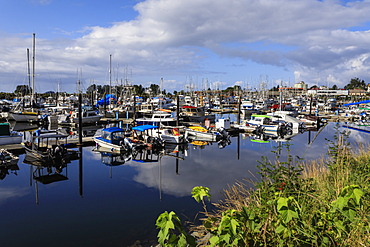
[0,120,368,247]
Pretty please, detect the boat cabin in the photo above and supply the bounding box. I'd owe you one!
[100,127,129,146]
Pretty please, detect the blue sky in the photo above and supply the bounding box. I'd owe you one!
[1,0,370,93]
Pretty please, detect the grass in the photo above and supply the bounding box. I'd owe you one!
[185,133,370,246]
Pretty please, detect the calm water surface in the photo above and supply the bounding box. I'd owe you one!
[0,121,368,247]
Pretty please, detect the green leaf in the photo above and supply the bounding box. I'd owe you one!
[219,233,231,244]
[157,230,165,246]
[276,224,286,234]
[332,197,347,210]
[191,186,211,203]
[279,208,299,224]
[209,236,219,246]
[351,188,364,205]
[277,197,289,211]
[178,234,187,247]
[230,218,239,235]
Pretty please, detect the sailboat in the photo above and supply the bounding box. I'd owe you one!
[8,33,39,122]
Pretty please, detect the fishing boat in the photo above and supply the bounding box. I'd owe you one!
[0,122,23,145]
[179,105,216,122]
[22,133,79,163]
[130,125,164,149]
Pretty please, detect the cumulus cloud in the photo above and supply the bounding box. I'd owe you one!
[1,0,370,92]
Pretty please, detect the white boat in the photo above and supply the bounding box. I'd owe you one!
[59,109,102,124]
[156,126,187,144]
[8,111,39,122]
[94,125,165,152]
[185,126,221,142]
[0,122,23,145]
[135,111,177,126]
[267,111,305,130]
[136,103,155,117]
[179,105,216,122]
[93,127,131,152]
[247,114,285,132]
[240,99,257,116]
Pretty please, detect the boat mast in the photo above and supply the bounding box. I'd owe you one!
[32,33,36,110]
[109,54,112,108]
[27,48,31,92]
[279,80,283,112]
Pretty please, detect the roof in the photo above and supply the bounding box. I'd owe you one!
[102,127,126,133]
[132,125,158,132]
[343,100,370,106]
[182,105,197,109]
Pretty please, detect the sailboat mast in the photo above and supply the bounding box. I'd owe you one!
[32,33,36,107]
[109,54,112,108]
[27,48,31,90]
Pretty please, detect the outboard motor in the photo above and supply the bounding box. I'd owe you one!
[122,138,134,151]
[218,127,229,139]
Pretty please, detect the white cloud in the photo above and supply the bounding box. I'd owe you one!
[0,187,29,205]
[2,0,370,92]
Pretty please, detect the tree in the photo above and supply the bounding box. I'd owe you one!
[309,85,318,89]
[149,84,160,95]
[86,84,96,95]
[344,78,366,90]
[14,85,31,95]
[330,84,338,90]
[133,84,145,95]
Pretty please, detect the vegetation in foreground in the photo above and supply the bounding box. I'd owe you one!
[156,128,370,246]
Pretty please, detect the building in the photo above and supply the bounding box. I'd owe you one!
[293,81,308,90]
[307,89,349,96]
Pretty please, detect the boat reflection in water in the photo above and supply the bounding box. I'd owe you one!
[24,154,69,184]
[189,137,232,149]
[249,128,304,143]
[23,154,71,204]
[93,146,132,167]
[0,149,20,180]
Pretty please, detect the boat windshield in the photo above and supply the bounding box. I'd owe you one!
[102,131,126,141]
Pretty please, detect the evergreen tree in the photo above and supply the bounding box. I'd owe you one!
[344,78,366,90]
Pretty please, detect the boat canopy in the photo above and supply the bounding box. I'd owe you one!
[342,100,370,106]
[132,125,158,132]
[102,127,125,133]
